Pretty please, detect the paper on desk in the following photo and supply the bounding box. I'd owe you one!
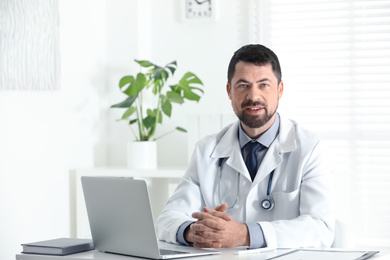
[267,249,379,260]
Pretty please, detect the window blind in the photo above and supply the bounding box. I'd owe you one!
[254,0,390,248]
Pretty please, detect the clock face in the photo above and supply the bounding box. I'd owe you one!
[185,0,212,19]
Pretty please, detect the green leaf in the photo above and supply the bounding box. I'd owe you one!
[129,119,138,125]
[166,91,184,104]
[162,99,172,117]
[180,72,204,85]
[146,109,154,117]
[121,106,136,119]
[151,61,176,82]
[152,79,163,95]
[143,115,156,128]
[110,95,137,108]
[176,127,187,133]
[166,61,177,75]
[146,109,163,123]
[120,73,146,97]
[135,59,155,68]
[131,73,147,96]
[182,90,201,101]
[157,110,163,123]
[147,125,156,139]
[153,66,168,81]
[119,75,134,90]
[176,72,204,102]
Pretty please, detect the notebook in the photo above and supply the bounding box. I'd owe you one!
[81,176,219,259]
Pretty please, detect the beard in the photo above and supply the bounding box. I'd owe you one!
[234,99,277,129]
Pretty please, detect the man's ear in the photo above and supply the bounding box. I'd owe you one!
[226,83,232,100]
[278,80,284,99]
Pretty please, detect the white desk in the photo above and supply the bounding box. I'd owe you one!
[69,167,185,238]
[15,250,284,260]
[15,245,389,260]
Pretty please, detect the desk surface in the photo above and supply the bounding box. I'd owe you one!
[15,243,389,260]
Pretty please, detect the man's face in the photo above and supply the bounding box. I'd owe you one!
[227,61,283,138]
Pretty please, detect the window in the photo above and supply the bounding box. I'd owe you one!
[254,0,390,248]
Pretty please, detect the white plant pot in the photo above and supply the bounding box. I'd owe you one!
[127,141,157,169]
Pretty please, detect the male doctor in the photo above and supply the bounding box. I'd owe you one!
[156,44,335,249]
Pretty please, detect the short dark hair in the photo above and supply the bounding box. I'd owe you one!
[227,44,282,85]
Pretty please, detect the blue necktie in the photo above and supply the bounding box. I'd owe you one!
[245,142,261,181]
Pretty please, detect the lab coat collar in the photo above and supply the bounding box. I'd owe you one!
[211,120,248,176]
[211,116,297,182]
[276,116,296,153]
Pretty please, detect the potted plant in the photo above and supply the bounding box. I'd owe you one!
[111,59,204,168]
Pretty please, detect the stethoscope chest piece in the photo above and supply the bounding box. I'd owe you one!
[260,170,275,210]
[261,196,275,210]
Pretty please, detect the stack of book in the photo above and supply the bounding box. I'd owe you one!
[21,238,94,256]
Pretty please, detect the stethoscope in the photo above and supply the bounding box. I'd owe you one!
[217,158,275,210]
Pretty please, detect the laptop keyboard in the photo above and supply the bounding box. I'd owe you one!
[160,249,191,255]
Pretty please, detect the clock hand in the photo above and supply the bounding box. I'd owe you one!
[194,0,211,5]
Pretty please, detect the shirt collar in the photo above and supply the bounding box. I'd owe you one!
[238,113,280,149]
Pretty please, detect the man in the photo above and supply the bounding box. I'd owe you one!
[156,44,335,249]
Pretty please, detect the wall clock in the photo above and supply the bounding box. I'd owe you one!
[183,0,218,21]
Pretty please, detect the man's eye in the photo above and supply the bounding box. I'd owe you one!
[261,83,269,88]
[239,84,248,88]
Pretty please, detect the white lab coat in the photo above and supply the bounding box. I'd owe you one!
[156,117,335,248]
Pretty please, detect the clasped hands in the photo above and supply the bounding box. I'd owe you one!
[184,203,250,248]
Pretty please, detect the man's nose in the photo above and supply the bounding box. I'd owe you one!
[247,86,262,100]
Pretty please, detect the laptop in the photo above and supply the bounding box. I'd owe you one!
[81,176,219,259]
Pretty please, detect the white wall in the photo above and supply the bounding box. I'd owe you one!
[0,1,250,259]
[1,0,106,259]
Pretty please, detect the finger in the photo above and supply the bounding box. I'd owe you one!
[192,218,225,231]
[192,212,226,228]
[189,230,221,245]
[190,223,210,232]
[215,203,228,212]
[202,205,232,221]
[205,210,232,221]
[192,211,219,221]
[190,225,224,240]
[194,241,222,249]
[193,211,228,221]
[192,231,223,242]
[203,204,228,213]
[203,206,213,213]
[198,230,223,240]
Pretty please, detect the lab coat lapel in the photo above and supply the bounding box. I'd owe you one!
[252,143,282,185]
[253,117,297,185]
[211,120,251,180]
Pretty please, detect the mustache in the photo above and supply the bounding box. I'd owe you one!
[241,99,267,109]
